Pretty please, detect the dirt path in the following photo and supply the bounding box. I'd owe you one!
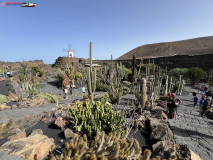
[169,86,213,160]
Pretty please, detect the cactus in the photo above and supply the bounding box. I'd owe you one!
[87,42,96,103]
[164,75,169,96]
[70,93,125,138]
[50,131,142,160]
[177,75,182,95]
[168,77,173,93]
[49,132,178,160]
[38,92,60,103]
[0,119,13,140]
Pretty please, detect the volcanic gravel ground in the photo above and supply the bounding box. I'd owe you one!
[169,86,213,160]
[0,80,15,95]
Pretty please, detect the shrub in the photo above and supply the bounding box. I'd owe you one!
[38,93,60,103]
[169,68,189,79]
[0,94,9,104]
[29,89,37,95]
[31,66,44,77]
[54,68,64,87]
[75,72,83,80]
[70,93,125,138]
[186,67,206,85]
[96,79,106,91]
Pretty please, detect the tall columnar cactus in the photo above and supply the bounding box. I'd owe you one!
[168,77,173,93]
[141,78,147,110]
[153,59,155,81]
[179,80,185,95]
[177,75,182,95]
[164,75,169,96]
[87,42,96,102]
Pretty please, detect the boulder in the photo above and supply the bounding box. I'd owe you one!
[0,134,54,160]
[149,118,173,141]
[152,110,168,121]
[152,140,176,158]
[190,150,202,160]
[31,97,45,107]
[54,116,67,129]
[206,108,213,120]
[135,115,147,130]
[29,129,43,137]
[175,144,191,160]
[8,131,26,141]
[64,128,77,139]
[0,104,11,111]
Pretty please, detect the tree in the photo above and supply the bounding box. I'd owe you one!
[186,67,205,85]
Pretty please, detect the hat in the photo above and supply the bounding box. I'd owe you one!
[207,97,212,100]
[171,93,175,97]
[168,93,172,97]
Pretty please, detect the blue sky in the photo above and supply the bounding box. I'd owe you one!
[0,0,213,64]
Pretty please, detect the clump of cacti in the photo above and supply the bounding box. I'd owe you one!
[50,131,142,160]
[38,92,60,103]
[70,93,125,138]
[49,131,178,160]
[0,119,13,140]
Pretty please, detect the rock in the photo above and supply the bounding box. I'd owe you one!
[29,129,43,137]
[54,110,62,118]
[157,100,167,108]
[18,101,28,108]
[31,97,45,107]
[0,104,11,111]
[152,110,168,121]
[13,113,44,130]
[206,108,213,120]
[142,110,151,117]
[135,115,147,130]
[8,131,26,141]
[190,150,202,160]
[152,141,176,158]
[175,144,191,160]
[54,116,67,129]
[0,134,54,160]
[64,128,77,139]
[11,104,17,109]
[149,118,173,141]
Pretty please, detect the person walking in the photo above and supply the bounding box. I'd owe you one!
[201,97,211,117]
[204,86,208,94]
[199,97,205,116]
[197,85,201,93]
[193,96,198,107]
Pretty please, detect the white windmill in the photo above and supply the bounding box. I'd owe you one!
[63,44,76,58]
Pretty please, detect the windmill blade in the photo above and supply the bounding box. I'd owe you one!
[72,49,77,53]
[63,49,68,52]
[68,44,72,50]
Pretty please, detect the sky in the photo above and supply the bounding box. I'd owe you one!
[0,0,213,64]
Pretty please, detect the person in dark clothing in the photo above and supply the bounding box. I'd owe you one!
[193,96,198,107]
[201,97,211,117]
[167,99,176,119]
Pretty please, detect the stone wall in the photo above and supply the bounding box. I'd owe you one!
[53,54,213,71]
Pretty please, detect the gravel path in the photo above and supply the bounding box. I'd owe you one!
[169,86,213,160]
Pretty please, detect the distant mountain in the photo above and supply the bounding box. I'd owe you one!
[117,36,213,60]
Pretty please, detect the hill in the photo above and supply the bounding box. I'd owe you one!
[117,36,213,60]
